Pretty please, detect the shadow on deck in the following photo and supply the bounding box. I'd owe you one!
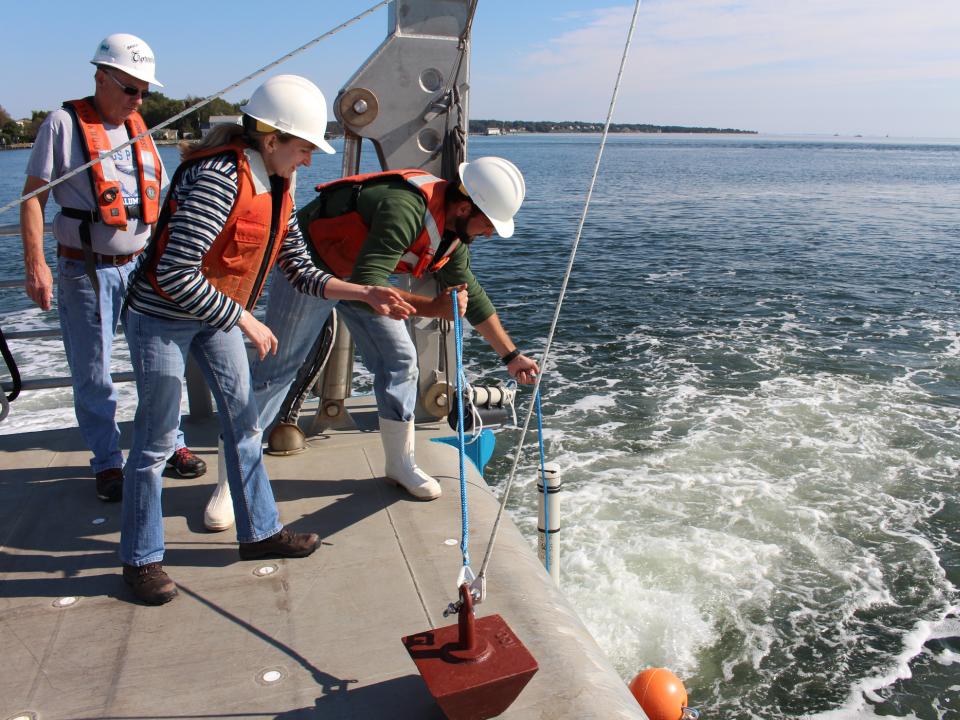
[0,398,645,720]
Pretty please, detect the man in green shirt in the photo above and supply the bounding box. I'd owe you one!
[203,156,538,525]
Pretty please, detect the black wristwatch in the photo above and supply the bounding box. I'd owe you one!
[500,349,521,365]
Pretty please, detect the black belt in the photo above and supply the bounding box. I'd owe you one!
[61,205,142,222]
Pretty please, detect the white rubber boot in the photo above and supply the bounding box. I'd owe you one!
[380,417,441,501]
[203,439,235,532]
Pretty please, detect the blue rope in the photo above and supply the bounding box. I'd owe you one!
[535,388,550,572]
[452,290,469,567]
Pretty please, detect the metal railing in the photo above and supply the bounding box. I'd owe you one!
[0,223,213,418]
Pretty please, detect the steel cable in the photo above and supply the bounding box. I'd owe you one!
[478,0,645,583]
[0,0,391,218]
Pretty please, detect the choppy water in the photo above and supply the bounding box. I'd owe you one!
[1,134,958,719]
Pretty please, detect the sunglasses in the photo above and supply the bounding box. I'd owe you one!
[103,70,150,99]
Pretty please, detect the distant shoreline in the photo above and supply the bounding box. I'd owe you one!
[468,119,756,134]
[5,134,959,153]
[467,129,757,136]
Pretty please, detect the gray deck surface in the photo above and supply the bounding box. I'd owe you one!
[0,398,645,720]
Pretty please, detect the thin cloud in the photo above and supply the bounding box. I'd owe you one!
[472,1,960,136]
[526,1,960,78]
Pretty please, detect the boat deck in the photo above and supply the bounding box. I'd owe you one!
[0,398,645,719]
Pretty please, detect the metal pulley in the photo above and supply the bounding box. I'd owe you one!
[337,87,379,129]
[423,381,453,418]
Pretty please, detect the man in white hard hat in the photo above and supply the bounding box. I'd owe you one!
[234,156,539,509]
[19,33,206,504]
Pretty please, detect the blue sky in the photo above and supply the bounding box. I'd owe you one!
[2,0,958,138]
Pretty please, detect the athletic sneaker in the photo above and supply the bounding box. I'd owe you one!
[166,447,208,478]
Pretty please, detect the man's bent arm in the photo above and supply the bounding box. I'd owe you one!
[20,175,53,311]
[474,312,539,384]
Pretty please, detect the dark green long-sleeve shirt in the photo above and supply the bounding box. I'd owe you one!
[297,177,496,326]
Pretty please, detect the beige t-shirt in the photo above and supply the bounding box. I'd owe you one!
[26,107,168,255]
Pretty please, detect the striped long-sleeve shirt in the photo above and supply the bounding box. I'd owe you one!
[128,152,332,330]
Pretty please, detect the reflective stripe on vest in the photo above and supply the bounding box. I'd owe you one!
[125,111,162,223]
[399,173,449,273]
[63,98,163,227]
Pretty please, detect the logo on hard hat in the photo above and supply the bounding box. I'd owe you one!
[130,50,154,65]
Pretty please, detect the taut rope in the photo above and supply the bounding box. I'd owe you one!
[478,0,645,583]
[0,0,391,218]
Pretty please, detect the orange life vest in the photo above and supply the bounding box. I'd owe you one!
[63,97,162,226]
[144,142,293,310]
[309,170,457,279]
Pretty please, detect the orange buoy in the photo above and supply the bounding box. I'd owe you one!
[629,667,690,720]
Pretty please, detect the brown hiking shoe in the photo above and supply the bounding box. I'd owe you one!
[122,563,178,605]
[95,467,123,503]
[238,527,321,560]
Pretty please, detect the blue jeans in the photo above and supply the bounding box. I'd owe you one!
[251,271,418,429]
[57,256,184,474]
[120,308,282,566]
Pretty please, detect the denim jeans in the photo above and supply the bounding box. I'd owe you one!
[120,308,282,566]
[57,257,185,474]
[251,271,419,429]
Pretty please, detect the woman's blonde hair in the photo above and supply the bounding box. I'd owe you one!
[178,116,288,161]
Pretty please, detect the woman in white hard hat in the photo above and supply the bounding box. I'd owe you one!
[119,75,415,605]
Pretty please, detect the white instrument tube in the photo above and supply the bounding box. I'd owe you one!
[537,462,561,585]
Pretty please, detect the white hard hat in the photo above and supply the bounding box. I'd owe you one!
[240,75,335,154]
[458,157,525,238]
[91,33,163,87]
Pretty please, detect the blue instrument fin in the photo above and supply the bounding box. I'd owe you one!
[432,428,496,477]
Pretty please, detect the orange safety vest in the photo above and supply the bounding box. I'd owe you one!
[309,170,457,279]
[144,142,293,311]
[62,97,162,226]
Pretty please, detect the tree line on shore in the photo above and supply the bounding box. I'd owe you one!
[0,106,47,146]
[0,93,247,146]
[469,119,755,134]
[1,94,754,147]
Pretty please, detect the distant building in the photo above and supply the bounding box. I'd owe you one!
[201,115,242,137]
[154,128,179,142]
[484,127,501,136]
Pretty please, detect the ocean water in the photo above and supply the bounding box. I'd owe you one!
[1,133,958,719]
